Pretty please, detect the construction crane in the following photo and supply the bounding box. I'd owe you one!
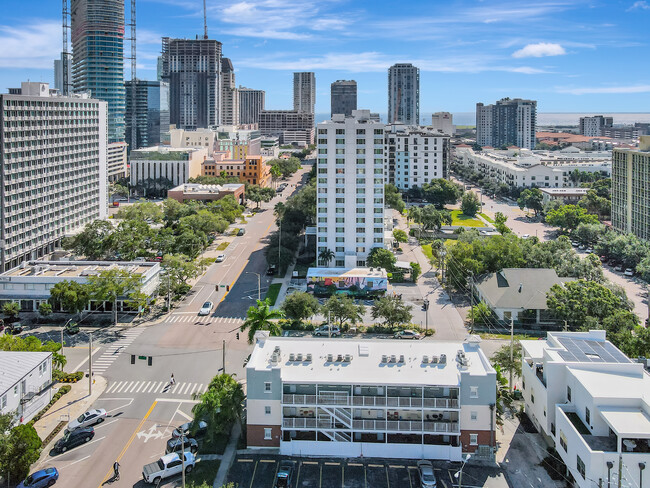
[62,0,70,95]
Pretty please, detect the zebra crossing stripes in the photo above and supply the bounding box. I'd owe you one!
[104,380,206,397]
[91,329,144,374]
[162,314,243,324]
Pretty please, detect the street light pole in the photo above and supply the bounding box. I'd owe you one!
[454,454,471,488]
[424,299,429,334]
[246,272,261,301]
[88,331,93,395]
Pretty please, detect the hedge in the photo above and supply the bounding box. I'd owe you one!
[53,370,84,383]
[27,385,71,426]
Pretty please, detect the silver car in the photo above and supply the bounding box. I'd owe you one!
[67,408,107,432]
[417,460,437,487]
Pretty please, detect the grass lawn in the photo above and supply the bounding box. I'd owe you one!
[201,433,230,455]
[451,210,484,227]
[294,262,313,278]
[421,244,435,265]
[478,332,535,340]
[265,283,282,305]
[479,212,494,224]
[185,459,221,488]
[216,241,230,251]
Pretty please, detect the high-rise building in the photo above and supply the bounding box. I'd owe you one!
[239,87,265,125]
[71,0,125,144]
[431,112,454,135]
[611,136,650,240]
[259,110,314,145]
[316,110,385,268]
[125,80,170,151]
[53,52,71,94]
[476,98,537,150]
[220,58,239,126]
[161,37,222,130]
[0,82,108,271]
[384,125,450,190]
[107,142,128,182]
[388,64,419,125]
[579,115,613,138]
[330,80,357,117]
[293,72,315,114]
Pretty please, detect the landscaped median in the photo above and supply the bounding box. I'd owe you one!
[450,210,484,227]
[265,283,282,306]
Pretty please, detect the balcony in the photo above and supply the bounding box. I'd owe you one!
[284,393,459,409]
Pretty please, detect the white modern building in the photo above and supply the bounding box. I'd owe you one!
[384,124,450,190]
[521,330,650,488]
[0,260,161,313]
[170,128,217,155]
[0,352,53,424]
[0,82,108,272]
[388,64,419,125]
[476,98,537,150]
[431,112,454,136]
[239,87,265,125]
[246,335,497,460]
[316,110,385,268]
[540,188,589,205]
[293,72,315,115]
[579,116,613,138]
[107,141,128,182]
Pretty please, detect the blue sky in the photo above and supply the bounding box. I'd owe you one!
[1,0,649,116]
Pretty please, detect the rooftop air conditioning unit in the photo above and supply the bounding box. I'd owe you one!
[327,354,333,362]
[306,353,312,362]
[344,354,351,362]
[439,354,447,364]
[381,355,388,363]
[422,355,429,364]
[399,355,405,363]
[390,355,397,363]
[431,356,439,363]
[337,354,343,362]
[296,353,303,362]
[289,353,295,362]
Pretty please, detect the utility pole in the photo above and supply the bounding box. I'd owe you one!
[278,220,282,270]
[88,332,93,395]
[469,272,474,333]
[424,299,429,334]
[167,271,171,311]
[222,339,226,375]
[510,317,514,392]
[181,434,186,487]
[246,272,261,301]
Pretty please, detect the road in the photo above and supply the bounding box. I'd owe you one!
[29,165,313,488]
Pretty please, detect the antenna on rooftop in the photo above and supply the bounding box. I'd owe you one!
[203,0,208,39]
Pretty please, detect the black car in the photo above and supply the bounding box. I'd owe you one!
[5,323,24,335]
[275,461,295,488]
[165,436,199,455]
[53,427,94,454]
[172,420,208,439]
[237,228,246,236]
[266,265,277,276]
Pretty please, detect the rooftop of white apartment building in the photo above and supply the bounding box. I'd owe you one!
[2,260,160,279]
[384,124,449,137]
[457,146,610,168]
[247,336,495,386]
[319,109,384,126]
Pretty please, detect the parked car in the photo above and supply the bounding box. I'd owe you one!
[142,452,195,485]
[571,241,580,247]
[624,268,635,277]
[67,409,107,432]
[165,436,198,455]
[585,248,594,254]
[172,420,208,439]
[394,330,422,340]
[417,460,437,487]
[615,265,624,272]
[313,325,341,337]
[578,244,586,250]
[17,468,59,488]
[237,228,246,236]
[5,323,24,335]
[53,427,94,453]
[608,259,618,267]
[266,264,277,276]
[216,254,226,262]
[198,302,213,316]
[521,234,530,239]
[64,322,79,335]
[600,255,607,263]
[275,460,295,488]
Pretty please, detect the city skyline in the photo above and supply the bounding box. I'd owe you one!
[0,0,649,114]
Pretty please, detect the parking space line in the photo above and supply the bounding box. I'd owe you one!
[248,460,258,488]
[389,465,404,468]
[296,462,302,487]
[407,467,413,488]
[368,464,383,468]
[385,465,389,488]
[238,459,254,462]
[325,462,340,465]
[303,461,318,464]
[260,459,275,463]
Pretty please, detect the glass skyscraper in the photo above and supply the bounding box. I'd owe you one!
[125,80,170,150]
[71,0,125,143]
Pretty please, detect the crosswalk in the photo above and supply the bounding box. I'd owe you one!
[162,314,244,324]
[104,380,206,397]
[91,328,144,374]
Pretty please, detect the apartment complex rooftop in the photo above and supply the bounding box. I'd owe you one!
[323,109,385,125]
[247,336,495,386]
[171,183,244,195]
[306,267,388,279]
[2,260,159,279]
[540,188,590,196]
[0,352,52,393]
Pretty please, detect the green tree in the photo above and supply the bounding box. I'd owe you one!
[161,254,209,297]
[246,185,275,209]
[410,262,422,282]
[494,212,510,234]
[87,269,142,326]
[371,296,413,327]
[417,206,452,233]
[322,295,364,328]
[282,292,320,322]
[110,183,129,198]
[174,229,207,259]
[270,165,282,187]
[115,199,164,222]
[110,219,154,260]
[240,299,284,344]
[573,222,606,246]
[63,219,114,259]
[38,302,53,319]
[180,210,228,236]
[0,423,42,481]
[491,343,522,378]
[579,189,611,219]
[545,204,599,233]
[2,302,20,320]
[162,198,195,223]
[318,248,335,267]
[393,229,408,243]
[468,302,494,326]
[384,184,405,213]
[207,195,244,224]
[366,248,396,272]
[460,192,480,217]
[49,281,90,316]
[421,179,463,208]
[191,374,244,445]
[517,188,544,216]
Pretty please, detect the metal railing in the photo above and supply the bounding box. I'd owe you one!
[284,394,459,409]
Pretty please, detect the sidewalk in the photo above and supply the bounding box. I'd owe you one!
[213,421,241,488]
[32,376,107,462]
[270,260,298,310]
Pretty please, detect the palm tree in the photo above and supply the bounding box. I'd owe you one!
[274,202,286,221]
[318,248,335,267]
[192,373,245,444]
[240,299,284,344]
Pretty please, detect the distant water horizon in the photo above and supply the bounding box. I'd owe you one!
[315,112,650,127]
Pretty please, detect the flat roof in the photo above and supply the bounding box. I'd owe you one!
[0,352,52,394]
[2,261,158,279]
[170,183,244,194]
[247,336,495,386]
[306,267,388,279]
[540,188,589,195]
[567,368,649,401]
[599,407,650,438]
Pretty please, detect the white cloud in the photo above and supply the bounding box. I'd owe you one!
[0,20,61,69]
[512,43,566,58]
[557,85,650,95]
[627,1,650,11]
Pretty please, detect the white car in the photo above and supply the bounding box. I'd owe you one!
[67,408,107,432]
[624,268,634,277]
[216,254,225,262]
[417,460,437,487]
[198,301,213,316]
[142,452,195,485]
[521,234,530,239]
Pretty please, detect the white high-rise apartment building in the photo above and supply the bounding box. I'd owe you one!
[384,125,450,191]
[0,82,107,271]
[239,87,265,125]
[316,110,385,268]
[431,112,454,135]
[476,98,537,150]
[293,72,315,114]
[220,58,239,126]
[388,64,419,125]
[579,115,613,138]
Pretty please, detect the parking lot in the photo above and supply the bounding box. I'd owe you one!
[227,455,507,488]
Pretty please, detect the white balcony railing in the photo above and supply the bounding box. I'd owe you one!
[284,394,459,409]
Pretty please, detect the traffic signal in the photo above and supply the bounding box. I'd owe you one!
[236,332,240,340]
[215,284,219,292]
[226,285,230,292]
[148,356,153,366]
[131,354,135,364]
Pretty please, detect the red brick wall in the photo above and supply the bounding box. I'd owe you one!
[247,424,281,447]
[460,429,495,452]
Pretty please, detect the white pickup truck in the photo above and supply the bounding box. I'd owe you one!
[142,452,195,484]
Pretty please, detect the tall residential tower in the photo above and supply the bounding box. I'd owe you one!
[125,80,170,150]
[239,87,265,125]
[388,64,419,125]
[476,98,537,150]
[331,80,357,117]
[293,72,315,114]
[220,58,239,126]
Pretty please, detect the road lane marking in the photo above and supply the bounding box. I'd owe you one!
[171,382,181,394]
[94,418,119,431]
[127,381,140,393]
[136,381,148,393]
[97,400,157,488]
[71,347,101,372]
[60,455,91,469]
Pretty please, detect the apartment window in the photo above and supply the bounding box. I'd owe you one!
[356,218,365,223]
[374,218,382,224]
[318,129,327,134]
[531,388,535,404]
[585,407,590,425]
[265,406,271,415]
[567,386,572,402]
[335,247,344,253]
[336,217,344,223]
[14,386,18,396]
[335,259,345,266]
[470,386,478,398]
[559,431,567,451]
[356,139,365,144]
[264,382,271,393]
[356,228,365,234]
[469,434,478,445]
[356,129,365,134]
[470,411,478,421]
[374,237,383,243]
[264,428,272,440]
[576,455,585,479]
[336,138,345,144]
[336,227,344,233]
[374,129,383,135]
[336,237,344,242]
[336,129,345,135]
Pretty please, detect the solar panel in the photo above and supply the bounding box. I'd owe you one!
[557,337,630,364]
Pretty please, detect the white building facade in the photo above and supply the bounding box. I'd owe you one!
[521,330,650,488]
[0,82,108,272]
[246,336,496,460]
[579,116,613,138]
[293,72,316,115]
[431,112,454,135]
[0,352,53,424]
[316,110,385,268]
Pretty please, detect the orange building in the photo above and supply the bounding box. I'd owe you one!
[202,155,271,187]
